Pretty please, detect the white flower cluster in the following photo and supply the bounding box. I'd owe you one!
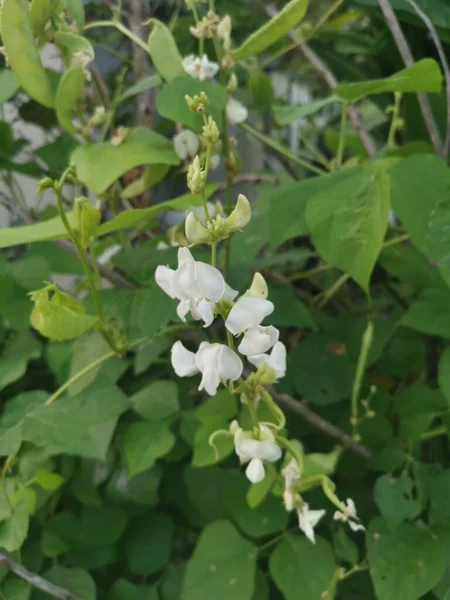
[155,248,286,397]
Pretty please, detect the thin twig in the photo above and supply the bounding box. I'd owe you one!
[375,0,443,155]
[270,388,373,458]
[406,0,450,159]
[265,5,377,157]
[0,554,83,600]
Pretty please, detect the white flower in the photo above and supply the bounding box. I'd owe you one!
[225,296,277,356]
[238,325,279,356]
[248,342,287,379]
[235,424,282,483]
[155,247,226,327]
[209,154,220,170]
[297,504,326,544]
[170,341,242,396]
[333,498,365,532]
[282,459,301,511]
[173,130,199,160]
[226,97,248,124]
[182,54,219,80]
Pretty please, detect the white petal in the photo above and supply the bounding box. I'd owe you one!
[194,262,226,302]
[171,341,199,377]
[198,365,220,396]
[257,441,282,462]
[173,262,198,301]
[176,299,190,322]
[224,283,239,301]
[226,97,248,124]
[235,438,261,460]
[345,498,357,518]
[155,266,177,299]
[269,342,287,378]
[217,346,243,381]
[195,342,221,395]
[247,352,265,370]
[333,511,345,522]
[258,424,276,444]
[238,325,279,356]
[177,247,194,267]
[248,273,268,299]
[349,521,365,532]
[225,297,274,335]
[196,298,215,327]
[298,510,316,544]
[173,130,199,160]
[245,458,265,483]
[284,490,296,512]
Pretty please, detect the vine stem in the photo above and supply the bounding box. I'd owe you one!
[84,20,150,54]
[335,103,348,168]
[387,92,403,149]
[419,425,447,441]
[350,321,374,439]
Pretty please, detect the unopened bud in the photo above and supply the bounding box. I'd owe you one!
[202,116,220,145]
[187,156,206,194]
[247,272,268,299]
[185,91,209,113]
[217,15,231,42]
[185,211,212,245]
[36,177,54,193]
[225,193,251,230]
[111,127,129,146]
[226,73,238,93]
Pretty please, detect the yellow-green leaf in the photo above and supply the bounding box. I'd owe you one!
[56,66,85,134]
[233,0,308,60]
[54,31,94,62]
[1,0,55,108]
[147,19,184,82]
[74,197,101,249]
[30,0,59,44]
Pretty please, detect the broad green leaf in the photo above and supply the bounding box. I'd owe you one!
[374,472,421,527]
[132,380,179,421]
[22,385,129,459]
[30,0,59,43]
[134,336,171,376]
[400,288,450,338]
[184,467,229,524]
[35,135,80,172]
[394,383,448,439]
[233,0,309,60]
[122,421,175,477]
[33,469,64,491]
[0,500,29,552]
[335,59,442,102]
[267,284,315,328]
[0,70,20,103]
[439,347,450,405]
[333,527,359,566]
[115,75,162,106]
[182,520,257,600]
[56,66,85,133]
[65,0,85,30]
[302,448,341,479]
[429,470,450,525]
[289,333,354,405]
[157,77,227,133]
[147,20,184,82]
[191,422,234,467]
[380,243,444,291]
[270,535,336,600]
[0,332,41,392]
[268,168,360,249]
[0,579,31,599]
[125,513,174,575]
[54,31,94,61]
[426,197,450,288]
[68,332,111,396]
[121,164,170,199]
[274,95,341,126]
[138,285,178,337]
[246,465,277,509]
[223,472,288,538]
[106,466,161,506]
[33,567,95,600]
[390,155,450,253]
[0,213,75,250]
[0,391,48,456]
[71,127,179,194]
[1,0,55,108]
[109,579,158,600]
[31,296,98,341]
[97,184,218,236]
[306,165,390,291]
[79,505,128,547]
[160,566,185,600]
[367,518,447,600]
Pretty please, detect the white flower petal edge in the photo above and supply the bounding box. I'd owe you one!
[171,341,199,377]
[182,54,219,80]
[297,504,326,544]
[226,97,248,124]
[225,296,274,335]
[173,130,199,160]
[235,424,282,483]
[238,325,279,356]
[195,342,243,396]
[245,458,265,483]
[248,342,287,379]
[333,498,365,532]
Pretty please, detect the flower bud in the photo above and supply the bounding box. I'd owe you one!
[187,156,206,194]
[89,106,107,126]
[247,272,268,299]
[185,91,209,113]
[217,15,231,41]
[185,211,213,245]
[111,127,129,146]
[36,177,54,194]
[226,73,238,93]
[225,194,251,230]
[202,116,220,145]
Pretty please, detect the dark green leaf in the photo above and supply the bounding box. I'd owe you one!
[131,380,179,421]
[400,288,450,338]
[126,513,174,575]
[121,421,175,477]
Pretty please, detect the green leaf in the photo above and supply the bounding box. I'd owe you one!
[30,0,59,43]
[147,20,184,82]
[125,513,174,575]
[302,448,341,479]
[182,520,257,600]
[335,59,442,102]
[267,284,315,328]
[273,95,341,126]
[390,155,450,254]
[68,331,111,396]
[233,0,309,60]
[138,285,178,337]
[109,579,159,600]
[71,127,180,194]
[54,31,94,61]
[289,333,354,405]
[394,382,448,439]
[1,0,55,107]
[0,579,31,599]
[132,380,179,421]
[106,466,161,506]
[115,75,162,106]
[35,136,80,172]
[306,165,390,292]
[0,70,20,103]
[121,164,170,199]
[426,197,450,288]
[429,470,450,525]
[0,500,29,553]
[380,243,444,291]
[22,385,129,459]
[333,527,359,565]
[157,77,227,133]
[34,469,64,491]
[31,295,98,341]
[56,66,85,134]
[0,213,75,250]
[33,567,95,600]
[183,467,229,524]
[374,472,421,527]
[0,332,41,392]
[438,347,450,405]
[42,528,70,557]
[122,421,175,477]
[400,288,450,338]
[270,535,336,600]
[134,336,171,376]
[367,518,447,600]
[0,391,48,457]
[79,505,128,547]
[64,0,85,30]
[223,472,288,538]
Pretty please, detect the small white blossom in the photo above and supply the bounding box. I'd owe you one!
[248,342,287,379]
[173,130,199,160]
[226,97,248,124]
[333,498,365,532]
[282,458,301,511]
[182,54,219,80]
[235,424,281,483]
[297,504,326,544]
[155,247,226,327]
[209,154,220,170]
[238,325,279,356]
[171,340,242,396]
[225,296,278,356]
